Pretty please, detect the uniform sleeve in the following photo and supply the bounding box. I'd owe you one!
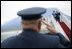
[46,33,71,48]
[56,43,66,48]
[56,33,71,48]
[56,38,70,48]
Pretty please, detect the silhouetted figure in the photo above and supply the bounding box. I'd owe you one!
[52,11,60,22]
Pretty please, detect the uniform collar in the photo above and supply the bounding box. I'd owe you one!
[19,29,40,36]
[23,28,38,33]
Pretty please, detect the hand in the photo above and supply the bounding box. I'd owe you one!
[41,19,57,33]
[46,25,57,33]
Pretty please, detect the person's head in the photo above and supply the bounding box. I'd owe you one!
[17,7,46,32]
[21,18,42,32]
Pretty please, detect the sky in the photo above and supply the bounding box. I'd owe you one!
[1,1,71,25]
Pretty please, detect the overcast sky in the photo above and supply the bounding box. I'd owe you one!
[1,1,71,25]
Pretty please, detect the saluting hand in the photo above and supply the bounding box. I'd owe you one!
[41,19,57,33]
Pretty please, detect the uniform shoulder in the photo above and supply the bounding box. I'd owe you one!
[42,34,60,44]
[38,34,61,48]
[1,36,18,48]
[43,34,60,40]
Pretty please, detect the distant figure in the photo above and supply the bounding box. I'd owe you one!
[52,11,60,22]
[1,7,71,48]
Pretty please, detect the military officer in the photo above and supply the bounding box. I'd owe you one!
[1,7,71,48]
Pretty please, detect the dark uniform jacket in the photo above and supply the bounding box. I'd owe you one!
[1,29,71,48]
